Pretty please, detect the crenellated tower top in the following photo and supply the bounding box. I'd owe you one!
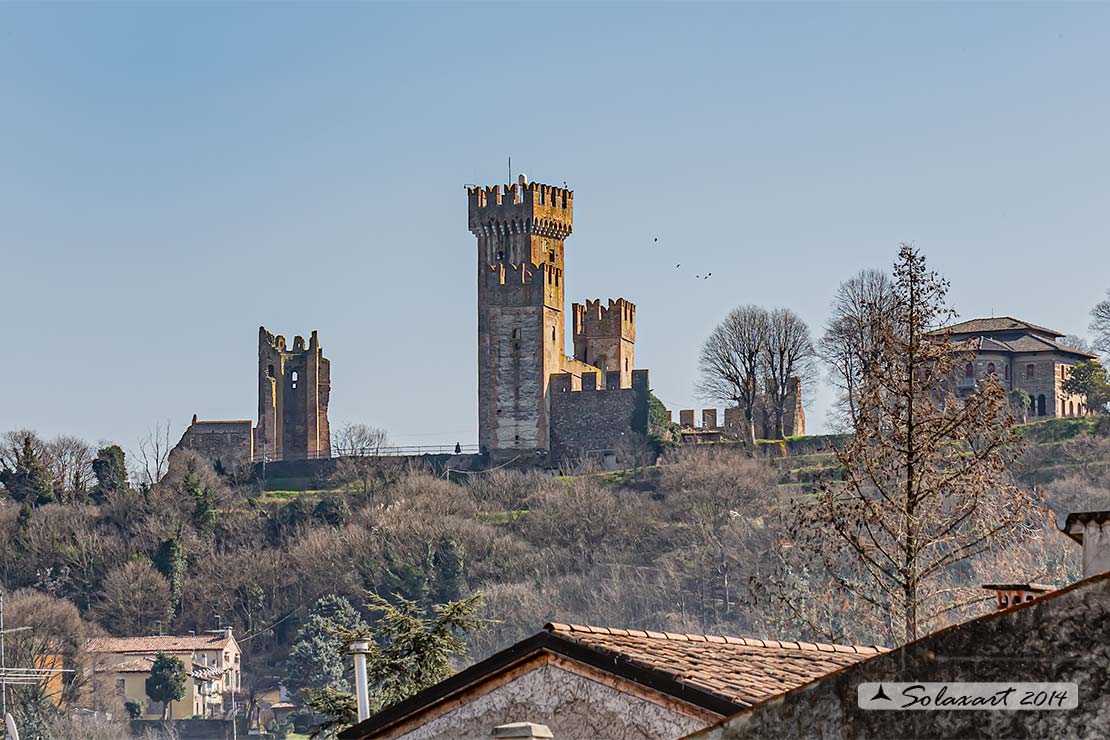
[572,298,636,343]
[468,176,573,240]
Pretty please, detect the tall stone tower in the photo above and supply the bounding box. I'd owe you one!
[469,177,575,456]
[255,326,331,461]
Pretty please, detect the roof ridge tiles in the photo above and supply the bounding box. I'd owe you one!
[544,623,886,653]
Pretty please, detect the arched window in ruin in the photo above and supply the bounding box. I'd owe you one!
[267,364,275,378]
[551,327,556,343]
[1027,364,1035,380]
[291,370,299,390]
[965,363,974,378]
[1037,394,1046,416]
[986,362,996,375]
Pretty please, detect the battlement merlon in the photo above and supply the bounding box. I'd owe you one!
[572,298,637,342]
[551,368,650,394]
[259,326,322,355]
[467,181,573,239]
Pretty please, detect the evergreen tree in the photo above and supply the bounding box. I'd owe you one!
[146,652,187,720]
[185,473,217,534]
[313,496,350,528]
[0,434,55,506]
[307,592,485,738]
[92,444,128,501]
[285,595,368,698]
[152,529,187,618]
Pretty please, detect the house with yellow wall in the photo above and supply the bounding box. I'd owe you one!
[87,628,242,719]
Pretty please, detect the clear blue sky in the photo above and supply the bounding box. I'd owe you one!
[3,2,1108,451]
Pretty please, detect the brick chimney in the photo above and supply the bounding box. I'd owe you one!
[491,722,553,739]
[1063,511,1110,577]
[981,583,1054,610]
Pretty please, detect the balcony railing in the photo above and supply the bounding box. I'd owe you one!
[957,377,977,389]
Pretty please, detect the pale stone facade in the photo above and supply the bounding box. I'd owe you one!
[390,661,707,740]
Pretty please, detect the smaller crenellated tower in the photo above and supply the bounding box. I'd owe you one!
[256,326,331,461]
[572,298,636,388]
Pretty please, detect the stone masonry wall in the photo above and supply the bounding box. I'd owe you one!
[549,369,650,466]
[176,419,254,473]
[391,662,707,740]
[697,571,1110,740]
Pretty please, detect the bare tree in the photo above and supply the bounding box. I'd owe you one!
[91,561,172,636]
[333,423,390,495]
[698,306,769,446]
[1091,289,1110,357]
[797,246,1040,644]
[47,435,95,502]
[132,420,175,491]
[819,269,897,430]
[333,423,389,456]
[763,308,816,439]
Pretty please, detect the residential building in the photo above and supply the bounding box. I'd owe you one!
[87,628,241,719]
[338,622,886,740]
[935,317,1098,418]
[689,570,1110,739]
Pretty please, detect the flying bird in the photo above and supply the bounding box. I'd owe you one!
[675,263,681,268]
[653,237,658,243]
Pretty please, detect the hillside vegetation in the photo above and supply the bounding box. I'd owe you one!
[1,418,1108,709]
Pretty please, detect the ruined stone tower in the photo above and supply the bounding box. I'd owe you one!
[469,177,638,461]
[255,326,331,461]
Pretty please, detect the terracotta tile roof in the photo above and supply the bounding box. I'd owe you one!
[87,633,234,655]
[545,623,887,709]
[109,657,155,673]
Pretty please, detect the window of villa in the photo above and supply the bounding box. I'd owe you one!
[965,363,974,378]
[1027,364,1035,380]
[987,362,996,375]
[1037,394,1046,416]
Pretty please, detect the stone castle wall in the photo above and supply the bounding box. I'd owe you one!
[549,369,650,467]
[176,418,254,473]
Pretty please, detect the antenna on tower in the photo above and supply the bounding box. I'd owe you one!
[508,156,511,185]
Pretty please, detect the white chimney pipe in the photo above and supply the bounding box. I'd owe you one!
[347,640,371,722]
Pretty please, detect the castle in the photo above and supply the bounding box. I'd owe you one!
[176,326,331,472]
[469,176,649,465]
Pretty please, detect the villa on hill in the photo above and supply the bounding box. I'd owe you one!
[934,317,1098,418]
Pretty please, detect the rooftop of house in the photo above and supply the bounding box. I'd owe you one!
[110,657,156,673]
[338,622,887,739]
[546,623,886,708]
[1063,510,1110,543]
[938,317,1064,338]
[687,572,1110,739]
[87,631,236,656]
[932,317,1097,359]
